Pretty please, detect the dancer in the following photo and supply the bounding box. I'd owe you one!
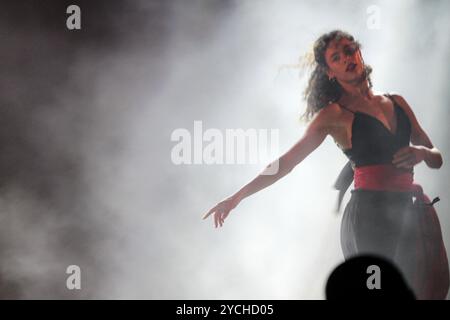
[202,30,449,299]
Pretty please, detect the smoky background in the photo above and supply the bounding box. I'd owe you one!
[0,0,448,299]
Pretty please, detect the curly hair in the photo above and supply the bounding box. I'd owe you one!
[301,30,373,121]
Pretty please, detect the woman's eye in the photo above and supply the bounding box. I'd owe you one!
[332,55,339,62]
[345,44,358,55]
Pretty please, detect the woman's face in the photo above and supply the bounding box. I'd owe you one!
[324,37,365,83]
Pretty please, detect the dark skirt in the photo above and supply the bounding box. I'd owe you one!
[341,189,449,299]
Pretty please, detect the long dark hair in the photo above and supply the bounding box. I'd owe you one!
[301,30,373,121]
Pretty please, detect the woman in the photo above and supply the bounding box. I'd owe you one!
[202,30,449,299]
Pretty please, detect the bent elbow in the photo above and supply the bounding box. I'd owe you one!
[437,157,443,169]
[431,156,443,169]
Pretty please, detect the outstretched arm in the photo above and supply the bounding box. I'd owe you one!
[391,95,443,169]
[232,112,329,204]
[202,107,331,227]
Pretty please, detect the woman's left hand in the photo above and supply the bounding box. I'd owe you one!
[392,146,426,169]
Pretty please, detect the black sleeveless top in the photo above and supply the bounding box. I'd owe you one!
[333,94,413,210]
[339,94,412,167]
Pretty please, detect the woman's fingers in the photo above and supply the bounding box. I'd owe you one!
[202,206,217,220]
[203,200,233,228]
[394,159,412,167]
[393,146,410,157]
[392,154,410,164]
[393,155,415,168]
[394,152,419,168]
[219,211,228,227]
[213,211,226,228]
[217,212,224,228]
[392,152,412,164]
[395,158,414,168]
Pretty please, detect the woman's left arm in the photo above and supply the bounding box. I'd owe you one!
[391,94,443,169]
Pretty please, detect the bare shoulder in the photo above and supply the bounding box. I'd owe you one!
[315,103,343,121]
[388,93,434,147]
[307,103,343,132]
[389,93,410,108]
[388,93,419,124]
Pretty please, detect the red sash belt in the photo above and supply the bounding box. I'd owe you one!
[354,164,449,299]
[354,164,413,191]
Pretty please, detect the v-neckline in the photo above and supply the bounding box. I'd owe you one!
[354,104,399,136]
[341,100,400,153]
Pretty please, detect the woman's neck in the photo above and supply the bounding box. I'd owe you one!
[339,78,373,100]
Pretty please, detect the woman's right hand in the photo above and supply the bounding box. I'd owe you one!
[202,195,240,228]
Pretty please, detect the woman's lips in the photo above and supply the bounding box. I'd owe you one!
[346,62,357,72]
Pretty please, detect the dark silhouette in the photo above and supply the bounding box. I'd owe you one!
[326,255,416,300]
